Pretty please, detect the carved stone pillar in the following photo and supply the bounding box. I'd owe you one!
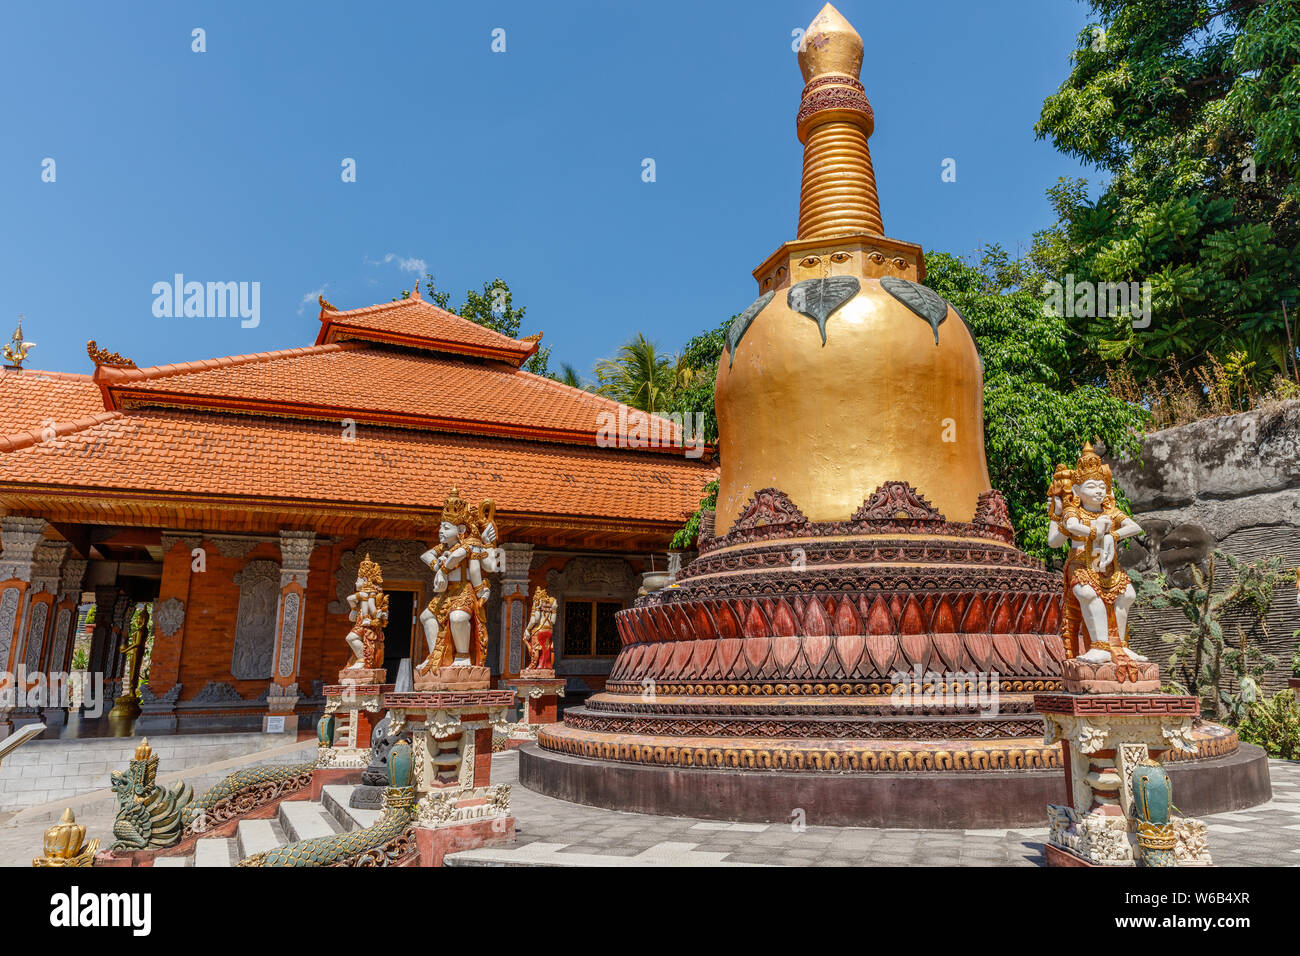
[266,530,315,733]
[50,557,88,674]
[498,543,532,678]
[0,516,46,733]
[88,586,121,678]
[20,542,67,676]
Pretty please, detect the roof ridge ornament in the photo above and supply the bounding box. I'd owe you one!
[2,316,36,369]
[319,294,338,312]
[86,339,138,369]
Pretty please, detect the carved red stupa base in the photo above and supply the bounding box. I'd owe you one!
[529,485,1250,826]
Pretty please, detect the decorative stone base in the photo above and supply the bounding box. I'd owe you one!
[519,668,556,680]
[502,677,565,748]
[338,667,386,685]
[322,682,394,756]
[315,745,370,770]
[1061,657,1161,694]
[413,665,491,691]
[415,815,516,867]
[520,738,1269,827]
[1047,803,1212,866]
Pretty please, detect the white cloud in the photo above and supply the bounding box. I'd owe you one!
[299,285,327,315]
[365,252,427,275]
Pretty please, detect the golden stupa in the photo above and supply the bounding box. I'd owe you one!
[714,3,990,528]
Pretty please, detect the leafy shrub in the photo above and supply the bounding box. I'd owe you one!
[1237,691,1300,760]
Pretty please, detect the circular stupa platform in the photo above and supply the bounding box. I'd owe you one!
[520,731,1270,829]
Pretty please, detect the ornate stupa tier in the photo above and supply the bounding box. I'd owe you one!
[796,3,882,239]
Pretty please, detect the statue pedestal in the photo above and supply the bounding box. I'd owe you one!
[384,689,515,866]
[413,665,490,692]
[314,682,394,797]
[501,676,565,749]
[337,667,386,685]
[1035,692,1212,866]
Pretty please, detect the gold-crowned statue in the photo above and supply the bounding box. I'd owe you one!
[522,586,557,675]
[1049,443,1156,691]
[342,553,388,681]
[415,488,501,688]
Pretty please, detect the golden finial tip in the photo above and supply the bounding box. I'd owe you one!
[60,808,75,823]
[799,3,863,83]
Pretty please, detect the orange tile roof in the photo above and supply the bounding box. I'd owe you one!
[0,408,714,525]
[316,289,538,366]
[103,343,689,449]
[0,369,106,437]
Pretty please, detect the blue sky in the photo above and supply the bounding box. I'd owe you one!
[0,0,1099,378]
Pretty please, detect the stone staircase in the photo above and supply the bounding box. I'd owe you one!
[155,786,380,867]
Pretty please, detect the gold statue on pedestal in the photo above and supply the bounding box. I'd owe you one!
[1050,444,1149,685]
[343,554,388,674]
[416,488,501,683]
[522,587,557,674]
[108,606,147,727]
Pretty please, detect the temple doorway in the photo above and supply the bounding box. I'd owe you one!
[383,589,417,679]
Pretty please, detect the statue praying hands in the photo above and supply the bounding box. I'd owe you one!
[1049,443,1146,672]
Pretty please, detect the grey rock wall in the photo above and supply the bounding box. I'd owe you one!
[1109,400,1300,696]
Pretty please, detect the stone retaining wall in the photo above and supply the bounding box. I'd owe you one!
[0,731,307,811]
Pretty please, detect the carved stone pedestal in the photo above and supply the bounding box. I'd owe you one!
[413,665,490,692]
[1035,692,1212,866]
[314,682,394,796]
[384,689,515,866]
[1061,658,1160,695]
[338,667,386,685]
[501,676,565,749]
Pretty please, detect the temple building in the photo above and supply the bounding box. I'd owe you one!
[0,289,715,735]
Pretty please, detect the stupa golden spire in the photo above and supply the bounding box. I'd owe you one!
[795,3,882,239]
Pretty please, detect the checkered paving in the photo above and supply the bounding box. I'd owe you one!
[445,754,1300,867]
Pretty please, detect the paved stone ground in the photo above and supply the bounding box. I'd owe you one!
[3,751,1298,866]
[449,752,1300,867]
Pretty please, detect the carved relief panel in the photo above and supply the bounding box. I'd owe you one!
[232,560,280,680]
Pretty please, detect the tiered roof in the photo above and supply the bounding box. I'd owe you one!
[0,293,715,546]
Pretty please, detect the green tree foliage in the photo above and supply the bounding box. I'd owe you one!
[402,275,552,376]
[923,247,1147,557]
[1236,689,1300,758]
[664,319,729,446]
[1033,0,1300,387]
[593,333,698,414]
